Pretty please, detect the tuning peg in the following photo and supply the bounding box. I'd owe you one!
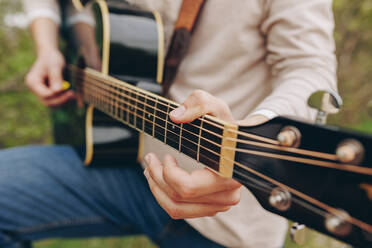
[336,139,364,165]
[290,223,307,245]
[325,210,352,236]
[277,126,301,147]
[269,188,291,211]
[308,90,343,125]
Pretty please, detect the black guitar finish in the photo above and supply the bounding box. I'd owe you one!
[56,0,163,166]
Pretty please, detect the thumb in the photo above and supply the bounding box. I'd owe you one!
[169,90,234,124]
[169,105,202,123]
[48,67,63,93]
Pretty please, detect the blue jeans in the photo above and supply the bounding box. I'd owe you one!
[0,145,224,248]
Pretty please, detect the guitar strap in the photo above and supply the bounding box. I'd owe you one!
[162,0,207,95]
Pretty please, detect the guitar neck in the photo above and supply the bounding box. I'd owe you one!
[76,68,238,177]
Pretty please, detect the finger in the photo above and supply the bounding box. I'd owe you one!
[145,154,241,205]
[43,90,75,107]
[162,155,241,199]
[144,153,182,201]
[25,71,54,99]
[182,186,242,205]
[48,66,64,93]
[169,90,234,124]
[144,169,231,219]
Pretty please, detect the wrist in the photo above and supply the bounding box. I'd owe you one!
[37,47,60,58]
[31,18,60,57]
[236,114,269,126]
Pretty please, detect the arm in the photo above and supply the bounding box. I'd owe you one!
[253,0,337,120]
[23,0,94,106]
[24,0,75,106]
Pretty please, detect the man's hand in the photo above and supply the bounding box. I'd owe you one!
[25,50,74,107]
[144,90,268,219]
[26,18,75,107]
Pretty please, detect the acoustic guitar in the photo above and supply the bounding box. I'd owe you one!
[57,0,372,247]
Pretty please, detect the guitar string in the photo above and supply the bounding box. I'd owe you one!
[67,66,346,160]
[81,81,372,178]
[79,76,372,233]
[67,68,341,160]
[233,159,372,233]
[68,65,278,144]
[83,85,372,234]
[68,66,351,164]
[233,167,329,217]
[70,72,372,176]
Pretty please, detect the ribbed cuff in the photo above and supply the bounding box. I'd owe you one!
[66,12,95,27]
[249,109,278,120]
[27,9,61,25]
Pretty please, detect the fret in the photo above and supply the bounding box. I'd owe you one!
[118,87,124,122]
[110,85,117,118]
[166,103,182,150]
[128,90,136,127]
[111,84,116,117]
[181,119,202,161]
[197,116,205,162]
[179,123,183,152]
[102,84,109,114]
[154,98,168,142]
[199,117,223,172]
[164,102,170,143]
[136,93,145,131]
[114,85,119,119]
[144,96,156,136]
[121,87,129,123]
[133,91,138,128]
[141,94,147,132]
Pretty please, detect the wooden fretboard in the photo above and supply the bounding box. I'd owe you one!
[72,67,231,173]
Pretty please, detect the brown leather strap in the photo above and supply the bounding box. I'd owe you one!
[175,0,206,32]
[162,0,207,95]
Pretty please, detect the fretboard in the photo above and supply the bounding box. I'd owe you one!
[75,67,227,172]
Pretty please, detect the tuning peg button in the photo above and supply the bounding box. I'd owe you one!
[308,90,343,125]
[325,210,352,236]
[336,139,364,165]
[269,188,291,211]
[290,223,307,245]
[277,126,301,147]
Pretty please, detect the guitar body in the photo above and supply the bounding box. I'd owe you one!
[55,0,164,166]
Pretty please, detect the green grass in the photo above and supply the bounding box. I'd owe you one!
[35,237,156,248]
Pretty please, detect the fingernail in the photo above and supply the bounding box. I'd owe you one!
[145,154,151,165]
[170,105,186,119]
[144,169,149,179]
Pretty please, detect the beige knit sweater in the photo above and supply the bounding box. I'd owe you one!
[23,0,337,247]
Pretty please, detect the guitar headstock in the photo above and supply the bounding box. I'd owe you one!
[233,93,372,247]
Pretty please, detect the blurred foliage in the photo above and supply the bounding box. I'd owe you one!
[0,0,51,148]
[0,0,371,247]
[331,0,372,128]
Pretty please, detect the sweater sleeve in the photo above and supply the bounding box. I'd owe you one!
[253,0,338,121]
[23,0,61,25]
[23,0,94,27]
